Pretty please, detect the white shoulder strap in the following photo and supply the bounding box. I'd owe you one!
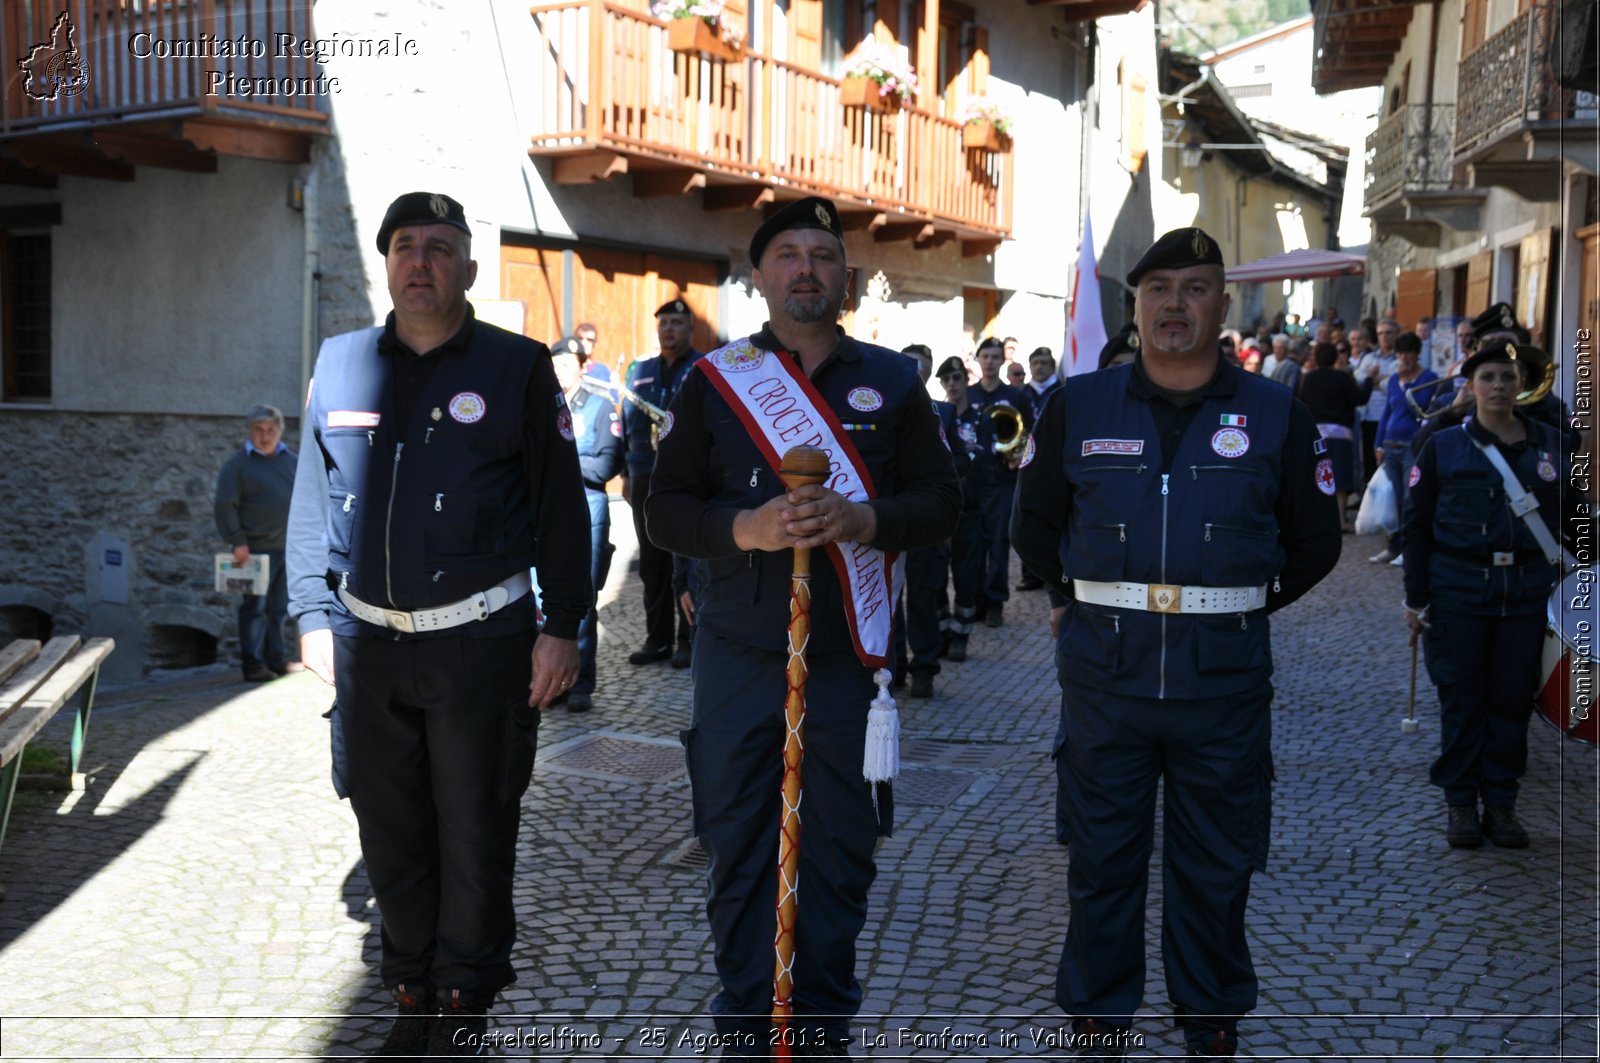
[1467,433,1573,570]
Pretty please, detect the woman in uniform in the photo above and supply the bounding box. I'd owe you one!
[1401,339,1572,850]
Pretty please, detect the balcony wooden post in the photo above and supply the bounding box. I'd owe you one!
[587,0,605,144]
[917,0,939,112]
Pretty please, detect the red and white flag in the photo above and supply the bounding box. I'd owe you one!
[1064,216,1108,376]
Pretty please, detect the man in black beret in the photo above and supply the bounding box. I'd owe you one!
[622,297,704,668]
[1015,226,1340,1061]
[287,191,591,1057]
[646,195,960,1057]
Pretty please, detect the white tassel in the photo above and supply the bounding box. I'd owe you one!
[863,668,900,816]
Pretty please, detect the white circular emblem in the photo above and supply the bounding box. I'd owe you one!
[556,406,575,442]
[448,392,486,423]
[1408,464,1422,489]
[1019,434,1038,469]
[1210,427,1249,458]
[847,387,883,412]
[1315,459,1336,496]
[715,341,763,373]
[658,410,675,442]
[1537,457,1557,482]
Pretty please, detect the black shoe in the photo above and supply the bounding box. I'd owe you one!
[984,603,1004,627]
[628,643,672,666]
[567,690,592,713]
[671,643,693,669]
[1482,805,1530,848]
[1069,1019,1129,1058]
[1446,804,1483,849]
[243,664,276,683]
[427,991,488,1056]
[1016,575,1044,591]
[910,672,934,699]
[946,636,968,663]
[1183,1024,1238,1060]
[373,983,434,1057]
[797,1035,852,1057]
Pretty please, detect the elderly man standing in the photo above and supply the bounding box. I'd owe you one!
[287,191,591,1058]
[1015,228,1341,1060]
[214,403,297,682]
[647,196,960,1058]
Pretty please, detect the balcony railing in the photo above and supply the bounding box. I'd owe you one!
[0,0,326,135]
[1364,103,1455,211]
[1455,3,1582,157]
[527,2,1010,240]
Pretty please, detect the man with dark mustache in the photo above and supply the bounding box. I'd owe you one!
[647,196,960,1058]
[1015,228,1341,1060]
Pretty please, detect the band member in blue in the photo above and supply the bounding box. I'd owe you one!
[1014,227,1340,1060]
[647,196,960,1058]
[286,192,591,1058]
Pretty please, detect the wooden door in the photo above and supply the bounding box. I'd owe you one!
[1517,226,1555,348]
[1578,223,1599,384]
[1395,267,1438,332]
[1464,250,1493,317]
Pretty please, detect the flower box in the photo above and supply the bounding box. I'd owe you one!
[667,16,740,62]
[963,120,1011,152]
[841,75,900,115]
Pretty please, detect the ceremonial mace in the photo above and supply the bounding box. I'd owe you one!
[1404,634,1420,735]
[771,444,829,1059]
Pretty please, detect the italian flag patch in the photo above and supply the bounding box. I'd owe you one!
[1220,414,1247,427]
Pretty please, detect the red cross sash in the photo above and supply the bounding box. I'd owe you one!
[698,339,900,668]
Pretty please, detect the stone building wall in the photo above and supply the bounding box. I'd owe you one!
[0,410,299,683]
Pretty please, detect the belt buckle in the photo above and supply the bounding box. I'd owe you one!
[386,609,416,633]
[1147,583,1182,614]
[1492,551,1514,567]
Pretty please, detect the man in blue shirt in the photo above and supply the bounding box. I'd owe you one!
[213,403,297,682]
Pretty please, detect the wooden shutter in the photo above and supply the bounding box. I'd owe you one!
[1127,73,1148,173]
[1461,0,1490,56]
[1516,226,1555,347]
[876,0,902,44]
[1464,250,1493,317]
[1395,268,1438,330]
[791,0,824,68]
[1578,223,1600,386]
[967,24,988,95]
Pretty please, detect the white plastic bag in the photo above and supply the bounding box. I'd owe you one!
[1354,465,1397,535]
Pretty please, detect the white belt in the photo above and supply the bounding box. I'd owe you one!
[1072,579,1268,615]
[338,571,531,634]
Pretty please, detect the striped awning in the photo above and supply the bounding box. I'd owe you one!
[1225,248,1366,284]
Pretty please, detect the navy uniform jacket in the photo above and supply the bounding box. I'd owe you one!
[571,386,625,492]
[645,327,962,657]
[286,310,593,641]
[1402,412,1574,617]
[1013,356,1341,699]
[932,398,971,487]
[949,399,994,509]
[1024,378,1063,423]
[623,349,703,479]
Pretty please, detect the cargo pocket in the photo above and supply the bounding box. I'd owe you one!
[1060,604,1122,679]
[680,726,707,837]
[1193,615,1268,675]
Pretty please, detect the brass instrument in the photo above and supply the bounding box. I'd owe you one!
[580,374,670,448]
[1403,342,1556,420]
[1403,375,1458,420]
[988,401,1027,455]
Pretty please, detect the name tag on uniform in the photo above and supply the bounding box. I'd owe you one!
[1492,552,1515,567]
[1083,439,1144,456]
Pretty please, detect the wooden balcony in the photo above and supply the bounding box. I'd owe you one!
[527,2,1012,254]
[1454,3,1599,200]
[0,1,327,184]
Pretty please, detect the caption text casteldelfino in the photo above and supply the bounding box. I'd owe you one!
[125,31,420,96]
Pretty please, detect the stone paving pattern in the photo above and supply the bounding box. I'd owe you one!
[0,499,1595,1060]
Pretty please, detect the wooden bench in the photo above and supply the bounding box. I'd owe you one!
[0,635,115,855]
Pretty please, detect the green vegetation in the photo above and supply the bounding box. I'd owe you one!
[1162,0,1312,56]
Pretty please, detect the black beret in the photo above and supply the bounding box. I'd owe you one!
[1097,322,1140,370]
[749,196,845,266]
[376,191,471,255]
[1126,227,1225,286]
[1460,337,1544,380]
[934,356,967,380]
[1470,301,1521,341]
[655,298,691,317]
[551,336,586,359]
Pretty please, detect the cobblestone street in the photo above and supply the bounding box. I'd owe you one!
[0,501,1595,1060]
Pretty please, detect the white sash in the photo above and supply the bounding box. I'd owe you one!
[698,339,900,668]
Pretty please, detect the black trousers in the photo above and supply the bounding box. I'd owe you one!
[1055,681,1272,1030]
[1424,609,1543,808]
[634,472,691,649]
[895,542,948,676]
[335,630,538,1002]
[681,633,891,1047]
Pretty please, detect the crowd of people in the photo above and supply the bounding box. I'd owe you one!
[197,187,1585,1061]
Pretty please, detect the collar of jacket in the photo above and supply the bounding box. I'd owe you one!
[1127,350,1235,403]
[376,304,477,359]
[751,324,856,365]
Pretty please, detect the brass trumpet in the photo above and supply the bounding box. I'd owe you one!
[580,374,670,448]
[988,401,1027,455]
[1403,342,1556,420]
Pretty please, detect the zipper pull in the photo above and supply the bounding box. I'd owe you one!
[1161,473,1170,496]
[343,493,355,512]
[367,430,374,446]
[1204,523,1212,542]
[1240,613,1248,630]
[395,442,405,463]
[425,427,434,444]
[1112,615,1120,634]
[340,571,349,590]
[1191,466,1200,480]
[434,493,443,512]
[750,467,760,488]
[433,571,443,582]
[1118,523,1126,542]
[1273,574,1281,593]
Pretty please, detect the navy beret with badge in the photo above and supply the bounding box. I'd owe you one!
[655,298,692,318]
[1126,227,1225,287]
[935,355,967,380]
[749,195,845,267]
[1460,336,1546,380]
[552,336,587,360]
[376,191,471,255]
[1098,322,1141,370]
[1468,301,1527,343]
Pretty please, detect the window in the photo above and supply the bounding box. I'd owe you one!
[1,231,52,402]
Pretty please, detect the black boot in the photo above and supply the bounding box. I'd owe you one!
[1482,804,1530,848]
[1069,1019,1129,1058]
[426,990,488,1057]
[1446,804,1483,848]
[372,983,433,1058]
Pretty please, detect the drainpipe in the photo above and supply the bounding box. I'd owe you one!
[298,163,321,419]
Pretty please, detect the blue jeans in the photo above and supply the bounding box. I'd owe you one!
[238,550,288,672]
[1381,441,1411,544]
